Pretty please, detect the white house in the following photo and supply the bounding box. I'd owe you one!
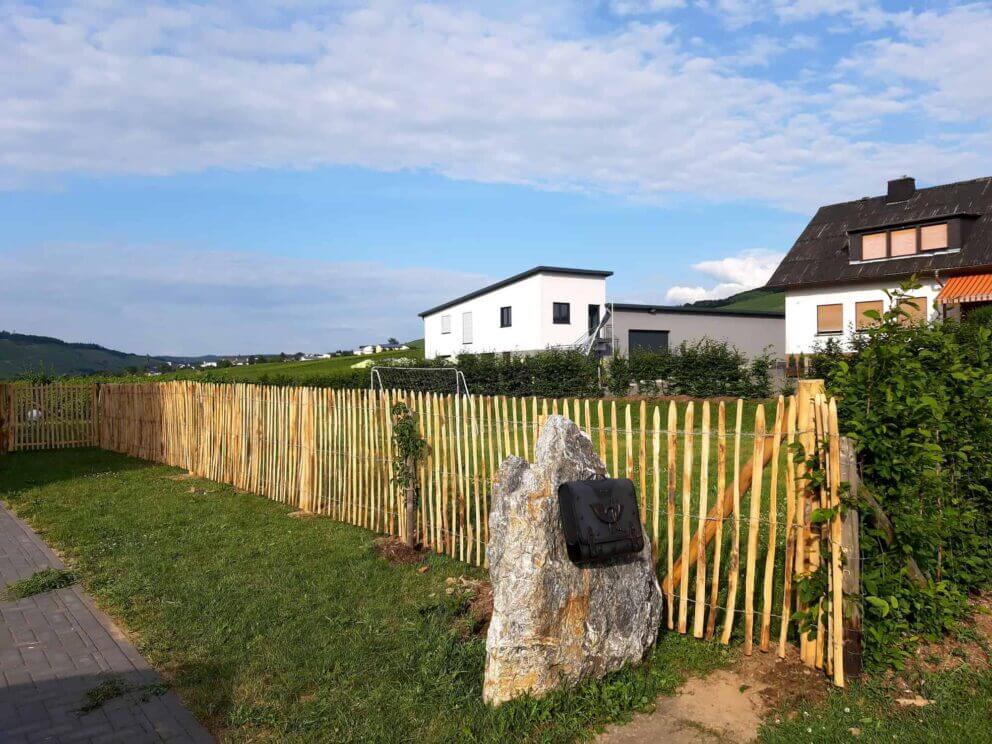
[420,266,783,360]
[766,176,992,357]
[420,267,610,359]
[354,344,382,356]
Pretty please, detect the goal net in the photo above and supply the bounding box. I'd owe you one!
[370,366,469,396]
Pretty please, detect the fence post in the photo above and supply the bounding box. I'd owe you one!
[91,383,101,448]
[840,436,863,679]
[0,384,8,454]
[795,378,824,667]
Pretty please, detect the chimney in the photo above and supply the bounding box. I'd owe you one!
[887,176,916,203]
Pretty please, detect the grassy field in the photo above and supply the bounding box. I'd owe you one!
[2,449,990,743]
[180,347,422,382]
[78,344,426,384]
[0,449,729,743]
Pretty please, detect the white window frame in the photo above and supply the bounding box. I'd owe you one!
[441,315,451,334]
[462,312,473,344]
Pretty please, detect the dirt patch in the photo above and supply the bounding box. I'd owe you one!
[373,537,427,565]
[911,592,992,675]
[165,473,195,481]
[444,576,493,639]
[598,646,831,744]
[598,668,768,744]
[747,648,831,712]
[288,510,316,519]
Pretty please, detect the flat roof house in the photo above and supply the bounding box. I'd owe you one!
[419,267,612,360]
[766,176,992,356]
[419,266,783,360]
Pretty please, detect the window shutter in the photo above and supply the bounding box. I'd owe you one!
[817,304,843,334]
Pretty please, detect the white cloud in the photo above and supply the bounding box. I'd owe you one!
[0,1,989,210]
[0,244,486,355]
[843,4,992,124]
[664,249,784,303]
[610,0,686,15]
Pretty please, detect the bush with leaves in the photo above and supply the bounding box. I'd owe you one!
[825,280,992,667]
[617,340,774,398]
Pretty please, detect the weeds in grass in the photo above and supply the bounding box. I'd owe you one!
[3,568,76,600]
[77,676,170,715]
[78,677,129,714]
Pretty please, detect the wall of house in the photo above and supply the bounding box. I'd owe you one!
[611,309,784,359]
[784,278,941,354]
[422,273,607,359]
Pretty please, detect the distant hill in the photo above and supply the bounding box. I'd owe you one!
[0,331,166,379]
[685,287,785,314]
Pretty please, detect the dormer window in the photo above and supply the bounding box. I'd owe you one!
[862,232,887,260]
[852,221,954,262]
[890,228,917,257]
[921,223,948,251]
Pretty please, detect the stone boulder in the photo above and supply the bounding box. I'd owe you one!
[483,415,663,705]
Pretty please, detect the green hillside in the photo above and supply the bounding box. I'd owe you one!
[0,331,163,379]
[686,287,784,314]
[176,348,424,383]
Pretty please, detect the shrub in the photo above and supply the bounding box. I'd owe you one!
[965,304,992,327]
[617,340,773,398]
[825,280,992,666]
[453,349,599,398]
[605,354,631,397]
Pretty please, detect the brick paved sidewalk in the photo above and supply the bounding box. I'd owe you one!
[0,502,213,743]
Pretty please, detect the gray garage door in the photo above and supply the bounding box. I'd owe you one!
[629,329,669,352]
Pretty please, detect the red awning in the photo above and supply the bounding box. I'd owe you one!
[936,274,992,305]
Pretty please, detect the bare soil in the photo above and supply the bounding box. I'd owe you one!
[373,536,427,565]
[598,646,831,744]
[444,576,493,639]
[911,592,992,675]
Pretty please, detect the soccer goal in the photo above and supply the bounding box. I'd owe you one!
[370,366,470,396]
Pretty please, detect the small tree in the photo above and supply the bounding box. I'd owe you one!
[390,402,429,547]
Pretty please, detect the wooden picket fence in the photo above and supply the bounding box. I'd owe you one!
[0,384,98,452]
[0,379,856,686]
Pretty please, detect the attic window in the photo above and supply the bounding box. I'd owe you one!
[862,232,887,260]
[853,221,953,261]
[921,223,948,251]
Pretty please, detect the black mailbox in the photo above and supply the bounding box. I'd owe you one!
[557,478,644,564]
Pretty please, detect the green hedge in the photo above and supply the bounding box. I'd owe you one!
[607,340,774,398]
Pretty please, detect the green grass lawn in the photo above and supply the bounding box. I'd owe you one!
[3,448,990,743]
[0,448,729,743]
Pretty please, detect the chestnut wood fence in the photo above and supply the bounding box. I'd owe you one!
[0,380,857,686]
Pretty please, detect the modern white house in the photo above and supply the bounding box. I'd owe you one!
[420,266,783,360]
[420,267,611,359]
[766,176,992,356]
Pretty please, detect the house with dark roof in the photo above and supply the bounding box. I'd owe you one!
[420,266,783,360]
[766,176,992,355]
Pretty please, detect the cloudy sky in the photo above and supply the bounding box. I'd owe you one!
[3,0,990,354]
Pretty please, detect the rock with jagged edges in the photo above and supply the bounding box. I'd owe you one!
[483,415,662,705]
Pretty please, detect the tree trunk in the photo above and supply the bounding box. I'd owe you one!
[405,454,417,548]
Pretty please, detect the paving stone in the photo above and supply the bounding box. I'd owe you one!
[0,504,213,743]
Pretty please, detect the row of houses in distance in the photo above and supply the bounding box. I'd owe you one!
[420,176,992,363]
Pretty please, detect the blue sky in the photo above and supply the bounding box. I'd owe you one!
[2,0,991,354]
